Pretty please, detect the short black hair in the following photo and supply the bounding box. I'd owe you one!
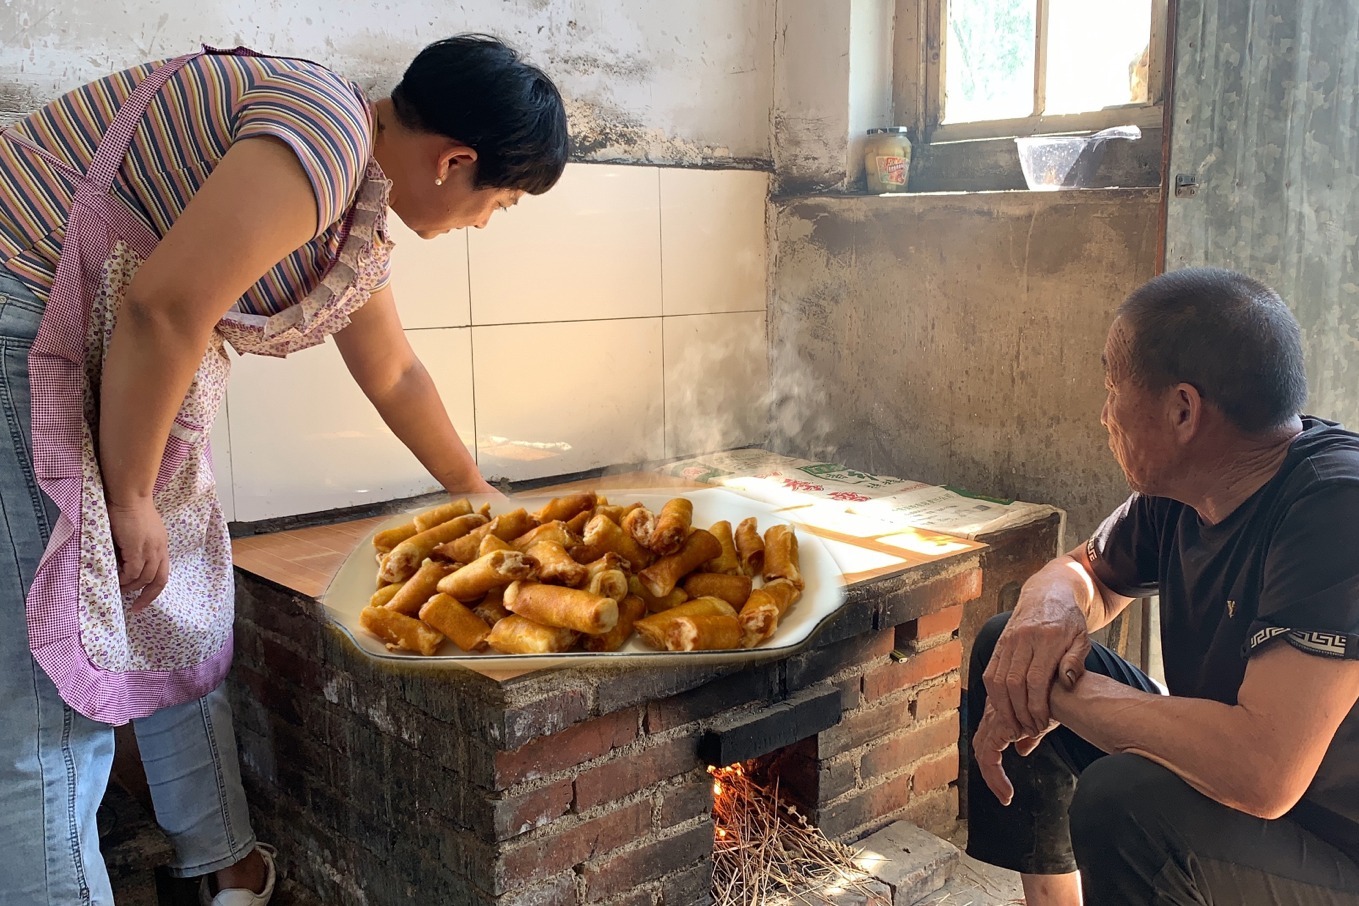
[1116,267,1308,433]
[392,34,568,195]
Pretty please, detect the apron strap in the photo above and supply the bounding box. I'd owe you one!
[81,51,202,192]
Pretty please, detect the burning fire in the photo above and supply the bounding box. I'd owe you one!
[708,761,875,904]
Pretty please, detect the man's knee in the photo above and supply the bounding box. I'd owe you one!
[970,612,1012,688]
[1069,753,1181,851]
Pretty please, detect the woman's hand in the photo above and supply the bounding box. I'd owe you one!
[106,498,170,610]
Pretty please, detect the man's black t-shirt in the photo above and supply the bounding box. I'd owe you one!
[1089,416,1359,859]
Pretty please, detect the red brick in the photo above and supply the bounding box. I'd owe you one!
[598,889,653,906]
[786,628,897,690]
[903,786,960,837]
[584,822,713,902]
[819,699,913,757]
[911,746,960,796]
[495,709,640,788]
[645,668,778,733]
[913,674,962,722]
[880,568,983,629]
[575,735,697,811]
[501,798,652,886]
[493,779,575,840]
[910,604,964,643]
[657,773,712,826]
[819,755,859,804]
[859,713,961,782]
[862,640,962,703]
[815,772,912,841]
[659,858,714,905]
[502,688,594,750]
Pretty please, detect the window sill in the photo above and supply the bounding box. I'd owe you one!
[902,127,1163,194]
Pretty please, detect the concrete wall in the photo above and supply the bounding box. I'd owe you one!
[1165,0,1359,427]
[770,190,1163,541]
[0,0,775,166]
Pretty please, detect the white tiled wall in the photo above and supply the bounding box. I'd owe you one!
[214,164,770,522]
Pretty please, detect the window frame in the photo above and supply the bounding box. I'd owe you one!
[893,0,1169,143]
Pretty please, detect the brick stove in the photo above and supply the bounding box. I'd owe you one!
[229,544,989,906]
[223,472,1061,906]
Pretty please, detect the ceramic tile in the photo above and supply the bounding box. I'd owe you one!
[663,311,769,459]
[210,393,234,522]
[387,212,471,328]
[468,163,662,325]
[472,319,665,482]
[228,329,475,521]
[660,168,768,315]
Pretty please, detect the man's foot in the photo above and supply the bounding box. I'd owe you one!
[199,844,276,906]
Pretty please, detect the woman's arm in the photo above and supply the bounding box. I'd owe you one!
[100,136,320,606]
[331,284,494,495]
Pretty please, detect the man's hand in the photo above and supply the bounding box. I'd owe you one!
[974,701,1052,806]
[107,497,170,611]
[983,562,1094,738]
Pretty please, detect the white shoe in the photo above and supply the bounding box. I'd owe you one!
[198,843,277,906]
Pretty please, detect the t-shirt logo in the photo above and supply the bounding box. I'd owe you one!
[1227,600,1237,618]
[1085,537,1099,562]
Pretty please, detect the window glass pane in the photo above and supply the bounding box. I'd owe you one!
[943,0,1036,124]
[1045,0,1153,113]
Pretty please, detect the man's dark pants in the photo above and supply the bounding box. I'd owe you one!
[966,612,1359,904]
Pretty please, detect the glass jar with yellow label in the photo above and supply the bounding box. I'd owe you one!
[864,127,912,193]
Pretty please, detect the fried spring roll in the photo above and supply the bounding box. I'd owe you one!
[633,597,738,649]
[584,553,630,601]
[637,529,722,598]
[479,534,513,557]
[524,540,589,587]
[440,509,539,562]
[534,492,598,524]
[587,569,629,603]
[704,521,741,575]
[413,499,474,532]
[574,515,653,569]
[622,506,657,549]
[374,522,418,554]
[566,510,594,536]
[584,595,647,652]
[737,578,803,647]
[511,520,575,552]
[369,584,403,609]
[360,606,445,656]
[385,559,455,616]
[762,524,804,589]
[419,593,492,652]
[486,615,580,654]
[436,550,537,601]
[595,504,627,524]
[629,574,690,613]
[383,513,488,582]
[735,517,765,577]
[473,586,512,626]
[662,614,744,651]
[648,498,693,555]
[682,572,753,608]
[503,581,618,635]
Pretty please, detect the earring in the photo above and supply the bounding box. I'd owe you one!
[435,177,444,186]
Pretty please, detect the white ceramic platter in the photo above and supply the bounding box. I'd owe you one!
[322,487,849,669]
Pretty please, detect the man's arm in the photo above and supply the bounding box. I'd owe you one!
[1051,641,1359,818]
[333,284,493,495]
[983,544,1137,738]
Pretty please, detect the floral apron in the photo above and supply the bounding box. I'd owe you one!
[5,46,392,724]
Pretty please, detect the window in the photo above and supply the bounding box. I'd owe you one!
[894,0,1168,142]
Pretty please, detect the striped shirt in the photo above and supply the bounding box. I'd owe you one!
[0,50,387,316]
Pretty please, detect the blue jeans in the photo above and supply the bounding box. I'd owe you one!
[0,269,257,904]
